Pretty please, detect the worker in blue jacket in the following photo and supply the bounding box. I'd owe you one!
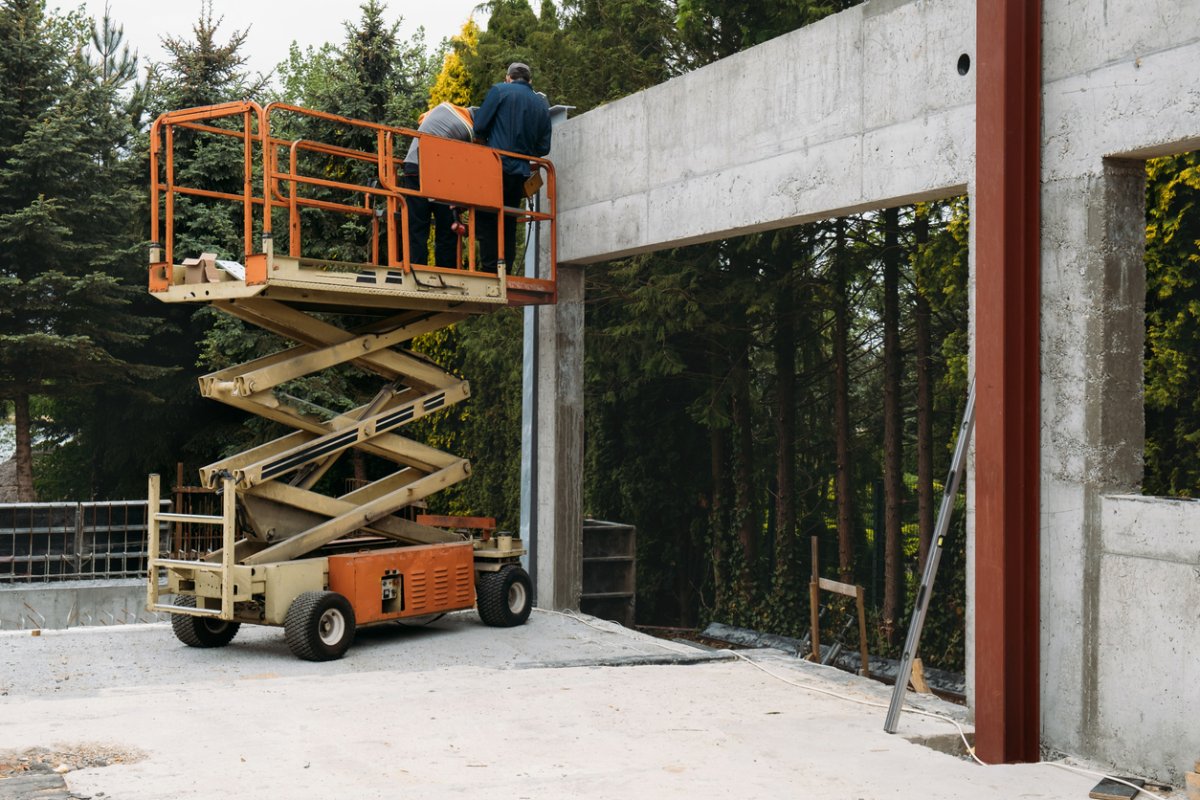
[472,62,552,273]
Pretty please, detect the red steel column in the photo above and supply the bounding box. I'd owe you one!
[974,0,1042,763]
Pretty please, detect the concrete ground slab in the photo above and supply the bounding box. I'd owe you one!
[0,611,1110,799]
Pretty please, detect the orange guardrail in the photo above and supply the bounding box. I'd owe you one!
[148,101,557,302]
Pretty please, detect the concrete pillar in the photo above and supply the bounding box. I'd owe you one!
[1039,158,1146,755]
[527,264,584,610]
[520,105,582,612]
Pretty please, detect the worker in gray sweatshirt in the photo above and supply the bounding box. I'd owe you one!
[402,102,474,268]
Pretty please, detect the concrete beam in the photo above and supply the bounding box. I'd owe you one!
[550,0,976,265]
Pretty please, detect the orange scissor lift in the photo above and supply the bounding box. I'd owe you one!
[143,101,556,660]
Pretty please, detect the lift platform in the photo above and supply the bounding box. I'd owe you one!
[143,101,556,660]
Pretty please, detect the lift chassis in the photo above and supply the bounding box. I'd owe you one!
[143,101,556,660]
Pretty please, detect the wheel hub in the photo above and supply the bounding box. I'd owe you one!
[318,608,345,645]
[507,581,527,614]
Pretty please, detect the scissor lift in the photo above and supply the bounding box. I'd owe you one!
[143,101,556,660]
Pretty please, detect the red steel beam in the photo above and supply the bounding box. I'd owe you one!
[974,0,1042,763]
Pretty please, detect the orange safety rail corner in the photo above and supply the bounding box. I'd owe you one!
[244,253,268,286]
[148,263,172,293]
[149,101,263,285]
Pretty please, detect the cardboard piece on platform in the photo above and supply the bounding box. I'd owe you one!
[183,252,222,284]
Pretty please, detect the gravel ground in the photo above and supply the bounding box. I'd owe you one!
[0,744,144,777]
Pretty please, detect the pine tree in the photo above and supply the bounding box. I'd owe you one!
[428,20,479,108]
[676,0,855,66]
[0,0,160,499]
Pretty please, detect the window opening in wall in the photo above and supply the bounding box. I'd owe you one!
[1144,150,1200,498]
[583,197,971,678]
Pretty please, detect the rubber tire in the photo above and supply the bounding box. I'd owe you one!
[170,595,240,648]
[284,591,356,662]
[477,565,533,628]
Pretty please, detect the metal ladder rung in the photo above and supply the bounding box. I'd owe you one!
[150,558,225,571]
[153,603,223,617]
[156,512,224,524]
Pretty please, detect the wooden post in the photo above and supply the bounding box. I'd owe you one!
[147,474,161,610]
[911,658,932,694]
[856,585,870,678]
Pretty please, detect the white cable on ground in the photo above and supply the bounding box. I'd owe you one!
[540,608,1173,798]
[725,649,984,765]
[1041,761,1168,800]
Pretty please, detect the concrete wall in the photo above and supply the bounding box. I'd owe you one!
[548,0,1200,782]
[1092,496,1200,778]
[0,580,167,630]
[1039,1,1200,779]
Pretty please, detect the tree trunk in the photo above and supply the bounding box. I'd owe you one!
[351,449,368,484]
[881,206,904,644]
[833,217,856,581]
[709,359,730,609]
[773,262,797,588]
[731,337,757,581]
[13,391,36,502]
[913,207,935,571]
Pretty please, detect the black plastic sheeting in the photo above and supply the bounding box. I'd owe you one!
[701,621,966,699]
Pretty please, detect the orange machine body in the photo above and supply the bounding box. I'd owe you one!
[327,541,476,625]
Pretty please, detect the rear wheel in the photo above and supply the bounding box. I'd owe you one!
[477,565,533,627]
[170,594,240,648]
[284,591,356,661]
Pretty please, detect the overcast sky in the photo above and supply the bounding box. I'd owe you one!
[67,0,489,81]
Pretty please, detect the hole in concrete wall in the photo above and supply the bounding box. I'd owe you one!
[1143,150,1200,497]
[956,54,970,75]
[584,197,971,676]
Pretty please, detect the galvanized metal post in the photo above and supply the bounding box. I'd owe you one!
[73,502,84,577]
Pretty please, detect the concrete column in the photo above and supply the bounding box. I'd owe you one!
[1040,159,1146,755]
[529,264,584,610]
[521,105,581,611]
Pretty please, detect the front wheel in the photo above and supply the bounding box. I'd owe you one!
[284,591,356,661]
[477,565,533,628]
[171,594,240,648]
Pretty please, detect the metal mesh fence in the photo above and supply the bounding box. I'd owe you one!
[0,500,170,583]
